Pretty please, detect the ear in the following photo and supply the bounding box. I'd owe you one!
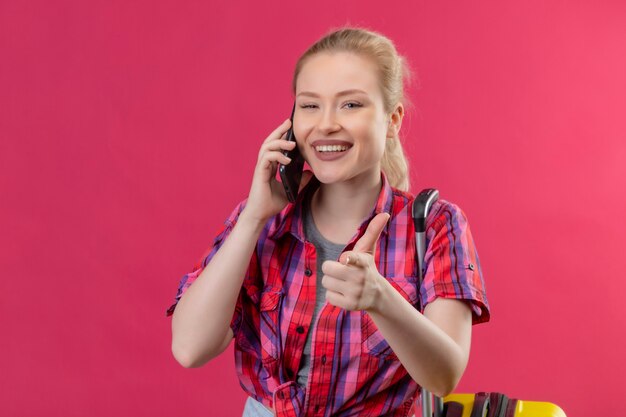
[386,103,404,139]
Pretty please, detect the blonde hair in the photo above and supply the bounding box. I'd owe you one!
[291,26,414,191]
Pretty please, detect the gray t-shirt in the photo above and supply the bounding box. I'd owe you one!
[296,197,345,387]
[242,194,346,416]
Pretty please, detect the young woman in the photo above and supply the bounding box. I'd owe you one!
[167,27,490,417]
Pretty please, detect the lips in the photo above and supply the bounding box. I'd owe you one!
[311,140,353,153]
[310,139,353,161]
[311,139,353,147]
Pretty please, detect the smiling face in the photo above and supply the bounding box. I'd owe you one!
[293,52,392,186]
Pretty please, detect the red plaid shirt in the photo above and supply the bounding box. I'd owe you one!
[167,172,490,416]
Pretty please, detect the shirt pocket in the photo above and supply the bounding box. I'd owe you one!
[259,288,284,363]
[361,312,399,361]
[361,275,420,361]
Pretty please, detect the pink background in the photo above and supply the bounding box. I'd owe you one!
[1,1,625,416]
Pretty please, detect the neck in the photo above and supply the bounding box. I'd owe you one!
[310,170,383,226]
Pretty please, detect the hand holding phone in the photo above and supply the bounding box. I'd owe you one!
[278,103,305,203]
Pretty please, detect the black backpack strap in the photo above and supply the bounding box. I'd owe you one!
[504,397,518,417]
[466,392,519,417]
[470,392,490,417]
[487,393,508,417]
[442,401,464,417]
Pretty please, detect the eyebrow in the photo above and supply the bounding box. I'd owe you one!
[296,89,369,98]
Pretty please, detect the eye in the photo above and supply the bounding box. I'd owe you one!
[300,104,318,109]
[344,101,363,109]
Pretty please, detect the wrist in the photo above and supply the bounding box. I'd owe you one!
[366,274,392,315]
[238,208,269,232]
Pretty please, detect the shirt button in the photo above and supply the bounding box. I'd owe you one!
[296,326,305,334]
[468,263,475,271]
[321,355,327,364]
[305,269,312,276]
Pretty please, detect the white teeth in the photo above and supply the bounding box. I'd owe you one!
[315,145,349,152]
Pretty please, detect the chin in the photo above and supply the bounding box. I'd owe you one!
[310,170,346,185]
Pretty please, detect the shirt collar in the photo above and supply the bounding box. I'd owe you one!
[267,171,395,242]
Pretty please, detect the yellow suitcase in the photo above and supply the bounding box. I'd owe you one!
[441,393,566,417]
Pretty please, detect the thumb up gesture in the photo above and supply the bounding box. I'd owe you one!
[321,212,391,312]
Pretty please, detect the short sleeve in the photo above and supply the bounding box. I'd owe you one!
[419,201,491,325]
[165,199,255,334]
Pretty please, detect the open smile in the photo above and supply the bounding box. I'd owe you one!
[312,144,353,161]
[315,144,350,152]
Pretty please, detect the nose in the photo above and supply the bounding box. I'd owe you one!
[317,107,341,134]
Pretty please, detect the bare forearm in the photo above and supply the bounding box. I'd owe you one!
[366,279,469,397]
[171,209,265,367]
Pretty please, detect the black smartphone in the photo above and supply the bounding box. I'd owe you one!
[278,103,305,203]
